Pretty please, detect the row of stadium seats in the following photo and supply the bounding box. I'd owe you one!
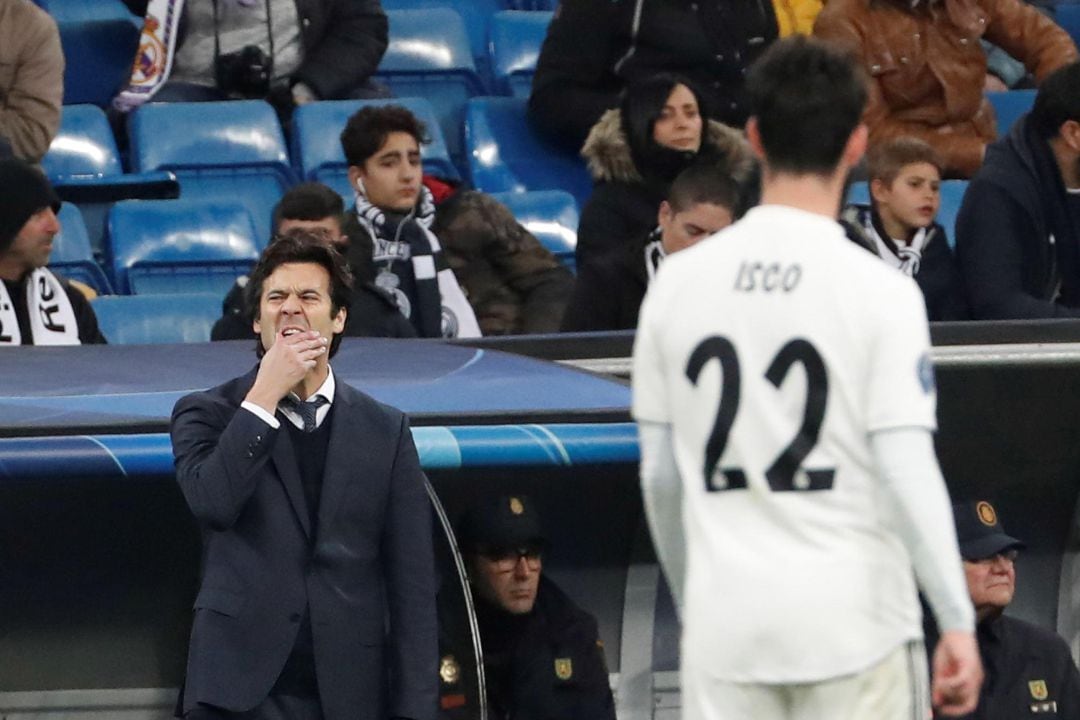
[42,0,553,110]
[44,97,588,261]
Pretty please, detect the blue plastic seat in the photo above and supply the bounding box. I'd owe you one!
[465,96,593,209]
[986,89,1036,138]
[107,199,260,295]
[489,11,552,97]
[377,9,486,168]
[490,189,578,270]
[128,100,296,243]
[90,292,222,344]
[845,179,968,250]
[50,203,114,294]
[1055,4,1080,49]
[49,0,140,106]
[291,97,460,200]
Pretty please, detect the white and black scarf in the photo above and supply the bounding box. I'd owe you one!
[643,230,666,284]
[353,186,480,338]
[0,269,80,346]
[850,205,934,277]
[114,0,187,112]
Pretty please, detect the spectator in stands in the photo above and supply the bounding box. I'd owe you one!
[341,105,574,337]
[841,137,969,321]
[955,61,1080,319]
[0,0,63,163]
[576,74,755,272]
[528,0,824,152]
[562,162,739,332]
[116,0,387,117]
[212,182,416,341]
[923,500,1080,718]
[438,494,616,720]
[0,160,106,345]
[814,0,1077,179]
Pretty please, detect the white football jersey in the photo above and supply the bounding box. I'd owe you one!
[633,205,937,683]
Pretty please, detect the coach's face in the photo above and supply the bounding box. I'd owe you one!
[963,551,1016,621]
[253,261,345,360]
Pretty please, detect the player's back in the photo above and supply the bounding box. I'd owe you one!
[633,204,937,683]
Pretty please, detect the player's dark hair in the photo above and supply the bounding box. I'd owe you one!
[866,136,943,185]
[340,105,429,167]
[1031,61,1080,140]
[270,182,346,234]
[746,36,867,176]
[667,162,742,217]
[246,229,354,358]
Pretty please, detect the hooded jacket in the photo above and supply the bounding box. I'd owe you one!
[814,0,1076,178]
[576,110,755,271]
[955,114,1080,319]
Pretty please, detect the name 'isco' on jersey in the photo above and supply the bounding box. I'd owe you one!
[632,204,938,684]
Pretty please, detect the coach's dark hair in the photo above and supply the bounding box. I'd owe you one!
[746,37,867,176]
[340,105,429,167]
[1031,61,1080,140]
[271,182,346,233]
[667,162,743,218]
[246,229,354,358]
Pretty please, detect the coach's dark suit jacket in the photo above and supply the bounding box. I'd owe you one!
[170,366,438,720]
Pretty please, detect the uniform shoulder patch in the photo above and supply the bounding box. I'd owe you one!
[554,657,573,680]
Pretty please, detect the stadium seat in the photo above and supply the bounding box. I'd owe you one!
[291,97,460,202]
[845,180,968,250]
[107,199,260,295]
[42,105,179,256]
[128,100,296,243]
[90,292,222,344]
[48,203,114,294]
[987,89,1036,138]
[378,0,503,86]
[465,96,593,209]
[490,189,578,270]
[49,0,141,107]
[377,9,486,168]
[489,11,552,97]
[1056,4,1080,49]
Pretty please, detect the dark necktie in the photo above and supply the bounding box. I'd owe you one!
[281,395,328,432]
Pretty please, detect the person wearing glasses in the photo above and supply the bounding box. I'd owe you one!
[438,495,616,720]
[924,501,1080,719]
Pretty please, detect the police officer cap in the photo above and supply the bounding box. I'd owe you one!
[457,494,546,554]
[952,500,1025,561]
[0,159,60,253]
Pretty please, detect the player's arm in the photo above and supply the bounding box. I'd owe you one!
[638,421,686,618]
[869,426,981,716]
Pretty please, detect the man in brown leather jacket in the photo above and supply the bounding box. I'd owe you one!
[814,0,1077,178]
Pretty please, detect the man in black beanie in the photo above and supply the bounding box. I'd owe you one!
[437,494,615,720]
[0,159,106,345]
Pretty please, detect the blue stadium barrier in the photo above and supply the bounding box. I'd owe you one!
[488,11,551,97]
[377,9,486,170]
[465,96,593,209]
[290,97,460,196]
[987,89,1036,138]
[107,199,259,295]
[128,100,296,243]
[90,292,221,345]
[1056,3,1080,48]
[491,189,578,270]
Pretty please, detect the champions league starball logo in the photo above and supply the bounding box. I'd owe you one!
[441,307,459,338]
[917,352,935,394]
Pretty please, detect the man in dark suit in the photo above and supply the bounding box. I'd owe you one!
[170,231,437,720]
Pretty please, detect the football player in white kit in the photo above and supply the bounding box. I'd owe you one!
[632,37,982,720]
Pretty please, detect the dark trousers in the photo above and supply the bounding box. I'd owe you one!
[184,694,322,720]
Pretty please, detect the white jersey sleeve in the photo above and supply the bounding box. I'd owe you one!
[866,280,937,432]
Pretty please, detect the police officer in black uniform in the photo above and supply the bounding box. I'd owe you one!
[926,500,1080,719]
[438,495,616,720]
